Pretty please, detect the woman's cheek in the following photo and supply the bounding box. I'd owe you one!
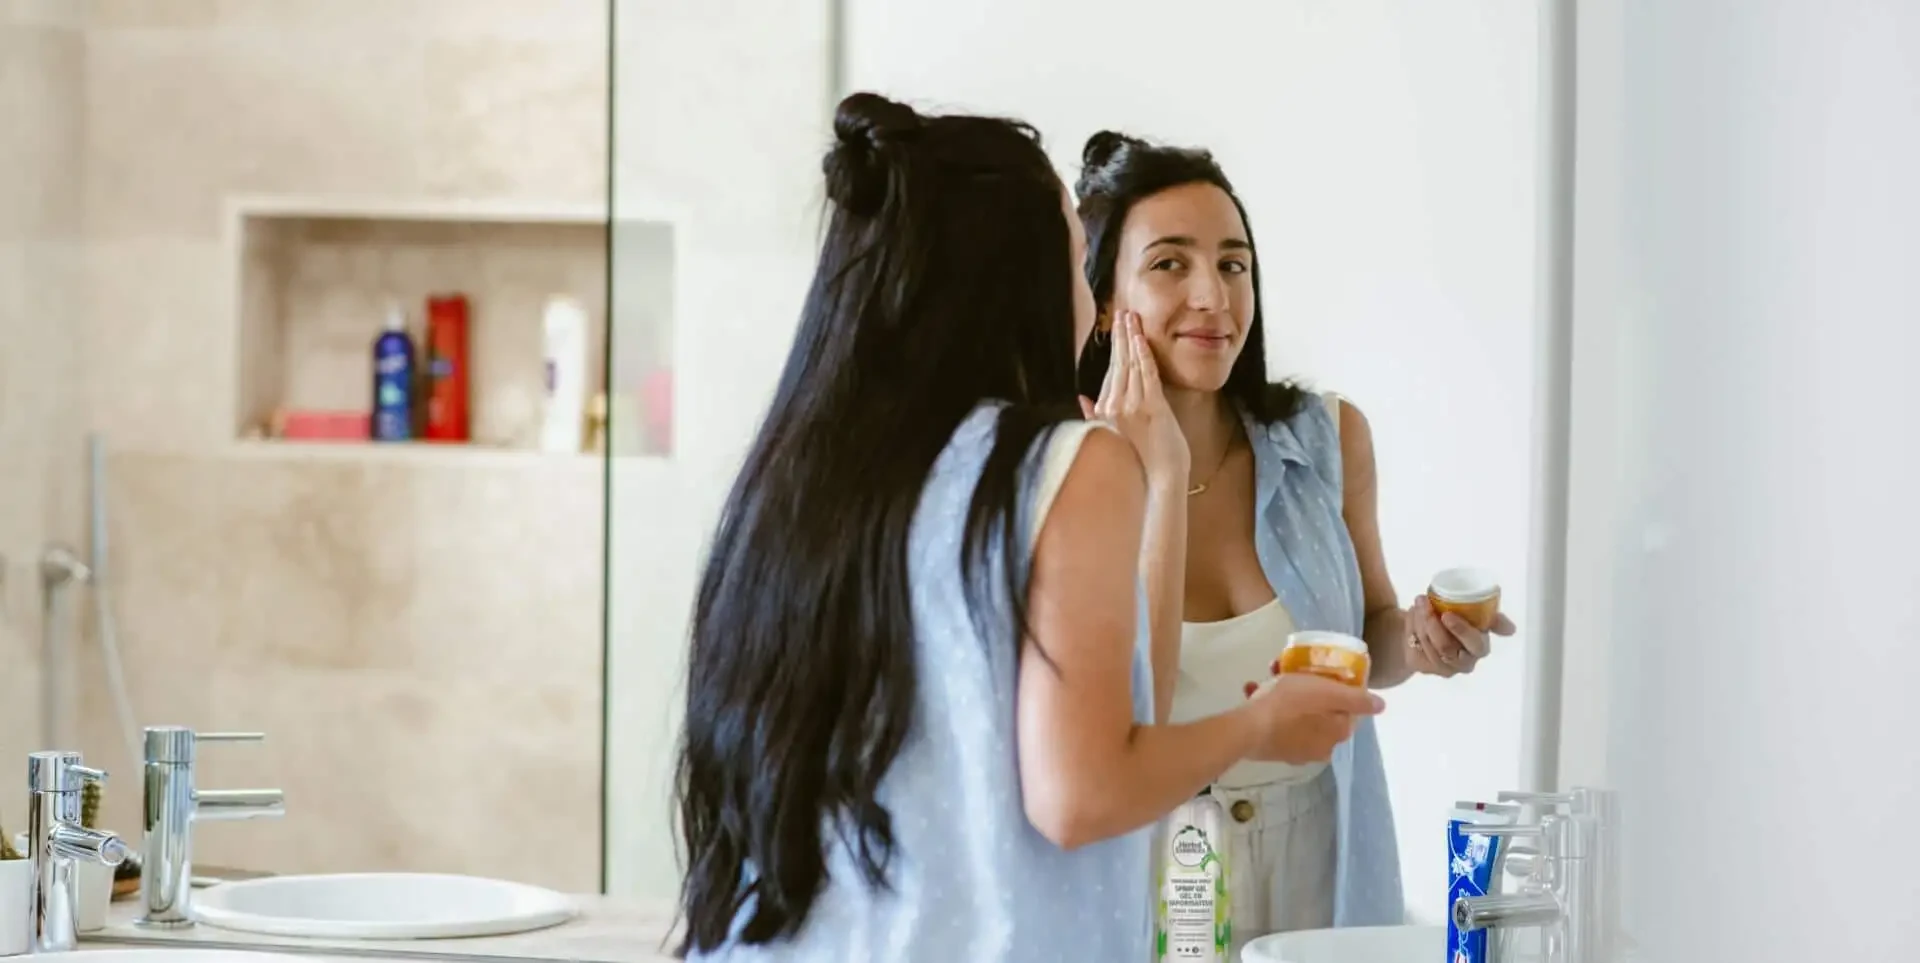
[1121,278,1181,340]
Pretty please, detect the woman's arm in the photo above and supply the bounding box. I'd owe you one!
[1333,399,1420,689]
[1085,310,1188,723]
[1018,428,1380,849]
[1338,399,1510,683]
[1138,475,1187,722]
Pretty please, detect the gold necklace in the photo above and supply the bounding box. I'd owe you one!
[1186,437,1236,497]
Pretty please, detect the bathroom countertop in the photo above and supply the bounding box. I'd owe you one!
[81,895,682,963]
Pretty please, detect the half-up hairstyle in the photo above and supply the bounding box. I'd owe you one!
[673,92,1083,954]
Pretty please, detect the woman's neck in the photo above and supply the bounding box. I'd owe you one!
[1166,387,1240,481]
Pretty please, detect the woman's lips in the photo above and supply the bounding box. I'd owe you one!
[1176,333,1232,349]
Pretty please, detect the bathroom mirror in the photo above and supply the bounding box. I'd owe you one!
[604,0,1555,929]
[2,0,1577,937]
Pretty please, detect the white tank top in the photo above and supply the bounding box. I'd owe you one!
[1172,600,1328,788]
[1029,421,1107,547]
[1174,391,1344,789]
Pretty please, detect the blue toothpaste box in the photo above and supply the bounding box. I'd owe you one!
[1446,801,1519,963]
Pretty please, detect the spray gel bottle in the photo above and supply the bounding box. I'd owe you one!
[1156,788,1230,961]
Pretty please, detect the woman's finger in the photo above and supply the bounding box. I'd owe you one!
[1099,315,1121,382]
[1441,612,1492,659]
[1405,638,1456,678]
[1130,322,1163,402]
[1095,328,1118,414]
[1111,312,1135,405]
[1490,613,1518,637]
[1412,595,1466,665]
[1121,318,1147,408]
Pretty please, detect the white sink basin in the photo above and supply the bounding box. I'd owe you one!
[192,872,579,940]
[64,953,301,963]
[1243,924,1445,963]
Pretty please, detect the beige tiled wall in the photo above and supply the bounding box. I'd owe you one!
[83,447,604,884]
[1,2,85,811]
[80,2,609,445]
[12,1,614,892]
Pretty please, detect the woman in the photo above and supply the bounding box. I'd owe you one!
[1074,131,1517,948]
[672,94,1385,962]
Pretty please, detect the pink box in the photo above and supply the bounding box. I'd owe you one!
[278,410,371,441]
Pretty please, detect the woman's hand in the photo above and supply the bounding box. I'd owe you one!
[1240,674,1385,765]
[1405,595,1516,678]
[1080,310,1189,490]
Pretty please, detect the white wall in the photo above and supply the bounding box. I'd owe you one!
[1603,2,1920,958]
[846,0,1538,922]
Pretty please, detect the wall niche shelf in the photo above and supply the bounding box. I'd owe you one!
[227,195,676,459]
[225,438,603,469]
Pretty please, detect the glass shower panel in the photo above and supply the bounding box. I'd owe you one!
[602,0,837,899]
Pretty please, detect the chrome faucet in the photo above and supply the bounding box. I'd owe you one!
[1494,786,1619,961]
[24,751,129,953]
[137,726,285,928]
[1453,799,1611,963]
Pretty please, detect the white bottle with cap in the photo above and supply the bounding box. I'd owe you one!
[540,295,590,453]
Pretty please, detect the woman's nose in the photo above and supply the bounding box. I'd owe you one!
[1188,266,1228,311]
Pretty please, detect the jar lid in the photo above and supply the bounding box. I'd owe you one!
[1284,629,1368,655]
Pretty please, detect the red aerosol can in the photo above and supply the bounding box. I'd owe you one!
[423,294,471,442]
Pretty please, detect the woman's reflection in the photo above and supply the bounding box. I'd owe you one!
[1072,131,1516,950]
[672,94,1383,962]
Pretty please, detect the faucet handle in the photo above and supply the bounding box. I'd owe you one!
[1499,786,1615,820]
[1466,823,1546,838]
[1475,814,1589,863]
[1497,789,1575,809]
[144,725,266,763]
[197,731,266,743]
[26,751,106,793]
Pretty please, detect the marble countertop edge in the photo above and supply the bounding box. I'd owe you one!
[79,894,683,963]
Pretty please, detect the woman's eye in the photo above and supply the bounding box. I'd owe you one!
[1221,260,1250,275]
[1150,257,1183,272]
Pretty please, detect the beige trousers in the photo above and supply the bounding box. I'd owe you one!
[1211,767,1339,959]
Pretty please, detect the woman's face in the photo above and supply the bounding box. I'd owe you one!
[1066,185,1098,361]
[1106,182,1256,392]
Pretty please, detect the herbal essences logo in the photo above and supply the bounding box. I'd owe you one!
[1170,826,1213,869]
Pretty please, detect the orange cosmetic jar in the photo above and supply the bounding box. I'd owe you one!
[1427,567,1503,631]
[1276,630,1371,688]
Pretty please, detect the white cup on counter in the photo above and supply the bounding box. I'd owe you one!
[0,855,31,956]
[6,832,112,937]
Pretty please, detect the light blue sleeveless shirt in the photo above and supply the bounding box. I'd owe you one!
[694,403,1156,962]
[1240,394,1406,927]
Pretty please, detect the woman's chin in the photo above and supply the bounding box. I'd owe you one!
[1162,367,1234,395]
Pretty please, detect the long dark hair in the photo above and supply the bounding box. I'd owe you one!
[673,92,1082,954]
[1073,131,1307,423]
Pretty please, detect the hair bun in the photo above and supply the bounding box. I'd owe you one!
[825,92,924,217]
[1081,130,1142,172]
[835,92,923,152]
